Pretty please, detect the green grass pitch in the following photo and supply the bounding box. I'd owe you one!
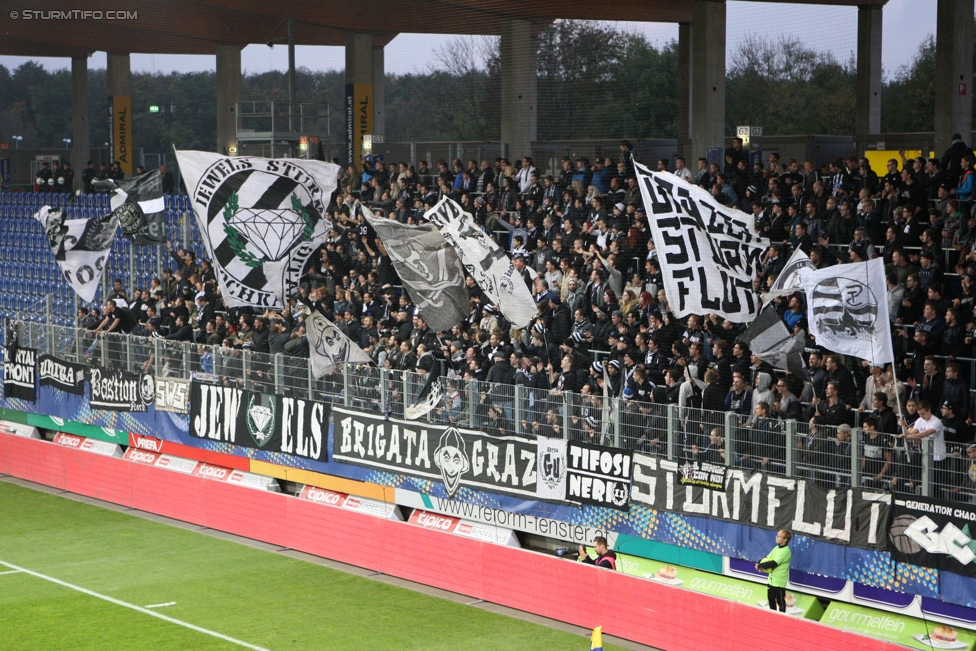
[0,481,628,650]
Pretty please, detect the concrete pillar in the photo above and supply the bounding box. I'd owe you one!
[345,32,374,165]
[677,23,693,148]
[691,0,726,160]
[855,6,883,150]
[216,45,242,156]
[934,0,975,155]
[499,17,537,161]
[71,56,89,191]
[106,53,132,175]
[373,46,385,137]
[106,52,131,96]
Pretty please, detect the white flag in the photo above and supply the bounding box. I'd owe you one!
[423,197,537,328]
[634,163,769,321]
[305,311,372,379]
[175,151,339,309]
[34,205,117,303]
[761,247,816,305]
[801,257,894,365]
[536,436,567,501]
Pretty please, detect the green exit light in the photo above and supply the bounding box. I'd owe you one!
[148,105,160,113]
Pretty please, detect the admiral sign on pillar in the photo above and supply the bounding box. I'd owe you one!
[107,95,132,175]
[345,83,372,165]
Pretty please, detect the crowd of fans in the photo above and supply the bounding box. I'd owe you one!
[72,136,976,501]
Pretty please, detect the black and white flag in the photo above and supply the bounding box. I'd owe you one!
[38,354,85,395]
[761,247,816,305]
[3,345,36,401]
[306,311,371,379]
[364,208,470,331]
[801,257,894,365]
[423,198,537,328]
[34,205,118,303]
[634,164,768,321]
[88,366,155,412]
[738,304,809,381]
[174,151,340,309]
[106,170,166,245]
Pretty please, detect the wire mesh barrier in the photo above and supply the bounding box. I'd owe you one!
[8,318,974,500]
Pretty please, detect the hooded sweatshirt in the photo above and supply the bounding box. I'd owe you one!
[749,372,774,425]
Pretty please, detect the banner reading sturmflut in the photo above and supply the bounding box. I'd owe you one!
[364,208,470,331]
[175,151,340,309]
[800,257,894,366]
[630,454,891,550]
[634,164,768,321]
[424,197,537,328]
[35,205,118,303]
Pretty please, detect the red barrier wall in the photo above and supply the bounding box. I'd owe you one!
[0,435,902,651]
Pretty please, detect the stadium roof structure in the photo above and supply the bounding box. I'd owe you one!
[1,0,888,57]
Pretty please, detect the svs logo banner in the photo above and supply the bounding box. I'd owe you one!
[189,382,329,461]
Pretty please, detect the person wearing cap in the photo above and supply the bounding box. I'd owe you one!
[545,291,572,345]
[940,400,971,444]
[604,359,623,395]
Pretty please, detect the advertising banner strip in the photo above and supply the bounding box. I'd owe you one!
[332,407,540,501]
[394,488,617,548]
[630,453,891,550]
[821,602,976,651]
[889,493,976,578]
[252,460,393,502]
[128,433,251,471]
[608,551,824,620]
[409,509,519,547]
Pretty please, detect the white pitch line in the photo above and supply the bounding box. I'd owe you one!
[145,602,177,609]
[0,569,23,576]
[0,561,272,651]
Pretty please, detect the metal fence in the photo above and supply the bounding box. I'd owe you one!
[9,319,974,503]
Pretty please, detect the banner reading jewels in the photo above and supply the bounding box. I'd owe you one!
[38,354,85,395]
[189,382,329,462]
[630,454,891,550]
[888,493,976,578]
[331,407,539,500]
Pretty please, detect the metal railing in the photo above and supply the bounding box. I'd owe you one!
[7,319,972,502]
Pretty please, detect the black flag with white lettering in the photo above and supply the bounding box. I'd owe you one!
[38,354,86,395]
[3,345,37,401]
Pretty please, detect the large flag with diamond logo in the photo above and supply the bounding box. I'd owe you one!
[174,151,340,309]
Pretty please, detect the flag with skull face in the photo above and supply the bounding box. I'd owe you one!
[175,151,340,309]
[363,206,469,331]
[305,311,372,379]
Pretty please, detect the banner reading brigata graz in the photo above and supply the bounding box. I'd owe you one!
[630,454,891,550]
[889,493,976,577]
[332,407,543,500]
[190,382,329,462]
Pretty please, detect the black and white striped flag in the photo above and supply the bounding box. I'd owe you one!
[34,205,118,303]
[174,151,340,309]
[109,170,166,245]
